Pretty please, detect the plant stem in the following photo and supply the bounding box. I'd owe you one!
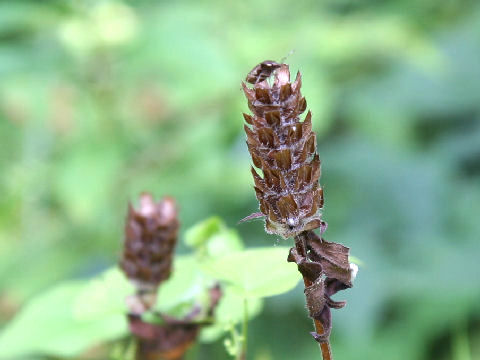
[294,233,332,360]
[302,277,332,360]
[242,297,248,360]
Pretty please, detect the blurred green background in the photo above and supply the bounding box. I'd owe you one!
[1,0,479,359]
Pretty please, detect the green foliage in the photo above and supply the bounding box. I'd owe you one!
[0,282,127,358]
[0,218,298,359]
[185,216,244,258]
[1,0,479,359]
[203,248,299,299]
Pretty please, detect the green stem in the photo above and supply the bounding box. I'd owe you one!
[452,319,471,360]
[242,297,248,359]
[124,337,136,360]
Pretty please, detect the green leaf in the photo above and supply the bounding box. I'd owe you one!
[185,216,244,257]
[185,216,224,248]
[205,230,244,258]
[0,255,201,358]
[0,281,127,359]
[202,247,300,299]
[156,255,206,311]
[73,267,133,321]
[74,255,201,320]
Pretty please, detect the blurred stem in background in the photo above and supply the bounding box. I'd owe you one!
[242,297,248,360]
[452,319,472,360]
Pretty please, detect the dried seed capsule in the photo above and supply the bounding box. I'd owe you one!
[243,62,324,238]
[120,193,179,293]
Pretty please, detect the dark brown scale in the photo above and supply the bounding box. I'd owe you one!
[246,60,282,84]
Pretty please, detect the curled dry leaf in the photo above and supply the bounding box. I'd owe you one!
[288,231,354,344]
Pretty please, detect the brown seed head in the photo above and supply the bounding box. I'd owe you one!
[243,62,324,238]
[120,193,179,291]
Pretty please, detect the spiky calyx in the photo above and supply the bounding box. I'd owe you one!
[120,193,179,292]
[242,62,324,238]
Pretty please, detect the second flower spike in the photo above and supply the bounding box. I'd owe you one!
[120,193,179,312]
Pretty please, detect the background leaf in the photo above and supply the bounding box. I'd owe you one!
[185,216,244,258]
[203,247,300,299]
[0,282,127,358]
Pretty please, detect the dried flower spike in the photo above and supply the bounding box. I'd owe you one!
[242,62,324,239]
[120,193,179,311]
[242,61,356,360]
